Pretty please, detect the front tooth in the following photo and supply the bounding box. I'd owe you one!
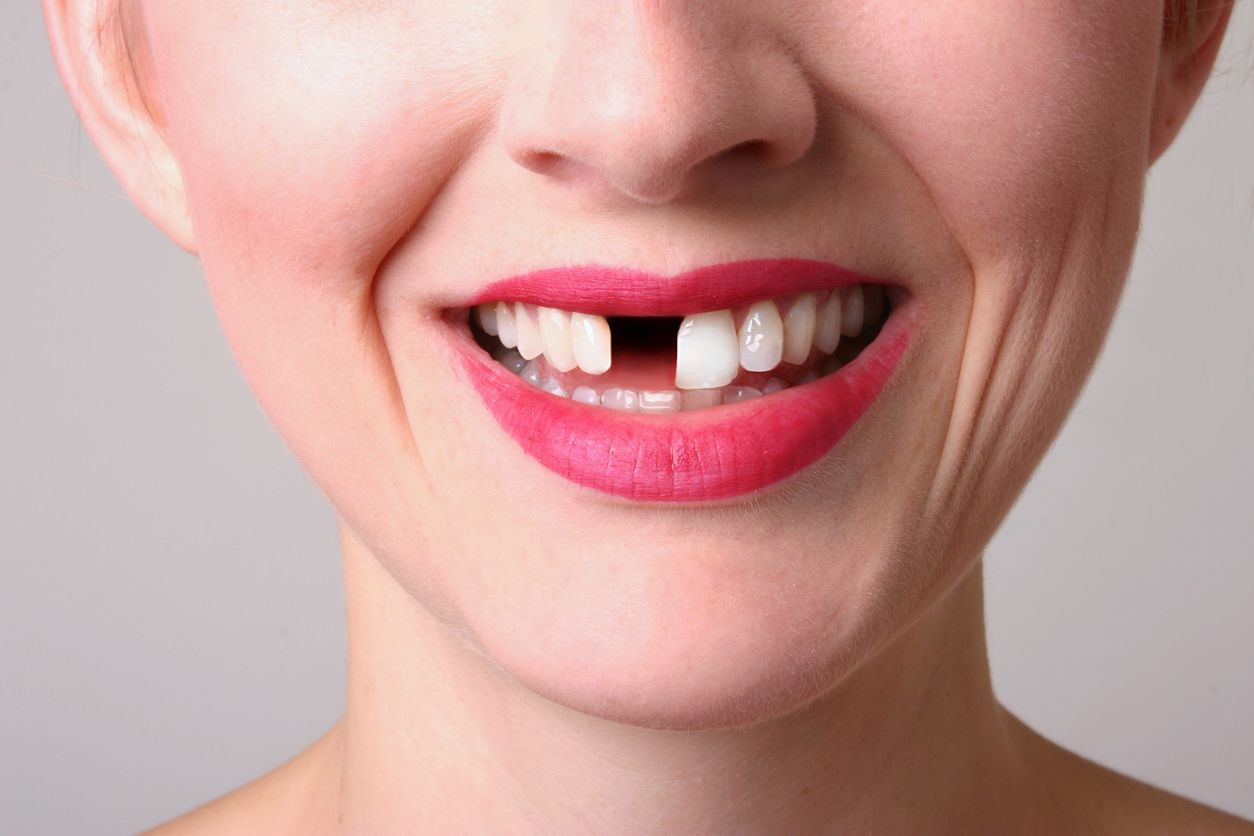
[680,389,722,411]
[840,285,864,337]
[570,312,612,375]
[496,301,518,348]
[782,293,817,365]
[538,307,577,372]
[675,310,739,390]
[638,390,680,413]
[738,300,784,373]
[601,388,639,411]
[515,303,544,360]
[813,292,842,354]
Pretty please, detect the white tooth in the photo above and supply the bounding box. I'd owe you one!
[571,385,599,405]
[762,377,787,394]
[498,348,527,374]
[638,390,680,413]
[540,378,569,398]
[840,285,865,337]
[813,292,842,354]
[680,389,722,412]
[722,386,761,404]
[738,300,784,373]
[538,306,577,372]
[476,303,499,336]
[515,303,544,360]
[496,302,518,348]
[601,388,639,411]
[782,293,817,365]
[675,310,739,390]
[520,359,544,387]
[570,312,612,375]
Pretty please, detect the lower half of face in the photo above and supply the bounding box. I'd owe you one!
[145,0,1160,727]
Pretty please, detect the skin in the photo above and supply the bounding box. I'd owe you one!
[43,0,1254,832]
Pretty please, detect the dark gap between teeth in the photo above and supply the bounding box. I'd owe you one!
[465,288,900,404]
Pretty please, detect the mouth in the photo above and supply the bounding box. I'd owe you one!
[441,258,915,503]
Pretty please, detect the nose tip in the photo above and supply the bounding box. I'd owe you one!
[500,8,818,205]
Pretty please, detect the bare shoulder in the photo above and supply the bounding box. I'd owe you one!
[1003,708,1254,835]
[141,726,343,836]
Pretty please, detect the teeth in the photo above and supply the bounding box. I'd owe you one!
[540,378,568,398]
[570,312,612,375]
[538,306,577,372]
[571,385,599,405]
[722,386,761,404]
[813,291,842,354]
[515,303,544,360]
[519,358,544,387]
[481,281,893,411]
[601,388,639,412]
[840,285,864,337]
[496,302,518,349]
[680,389,722,411]
[496,347,527,374]
[638,390,680,413]
[675,310,739,390]
[782,293,816,365]
[738,300,784,373]
[476,303,499,336]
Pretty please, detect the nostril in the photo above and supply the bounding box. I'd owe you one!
[518,148,567,177]
[725,139,769,161]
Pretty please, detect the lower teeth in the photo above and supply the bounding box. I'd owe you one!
[491,347,844,413]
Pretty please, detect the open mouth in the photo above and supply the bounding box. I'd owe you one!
[467,283,892,411]
[443,259,915,503]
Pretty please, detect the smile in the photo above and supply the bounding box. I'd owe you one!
[444,258,916,502]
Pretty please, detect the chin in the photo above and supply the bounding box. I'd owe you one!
[455,531,887,731]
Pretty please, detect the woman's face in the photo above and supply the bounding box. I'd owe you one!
[137,1,1162,725]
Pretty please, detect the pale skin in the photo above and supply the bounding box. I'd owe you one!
[44,0,1254,833]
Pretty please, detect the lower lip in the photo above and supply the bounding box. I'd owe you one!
[451,303,915,503]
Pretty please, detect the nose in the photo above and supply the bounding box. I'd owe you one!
[499,3,819,205]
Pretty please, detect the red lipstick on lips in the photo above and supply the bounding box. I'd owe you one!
[452,258,913,502]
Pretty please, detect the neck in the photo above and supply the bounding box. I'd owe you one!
[321,528,1043,834]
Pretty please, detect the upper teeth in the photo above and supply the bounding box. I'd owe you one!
[474,285,882,390]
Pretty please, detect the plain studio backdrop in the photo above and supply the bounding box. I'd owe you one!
[2,6,1252,834]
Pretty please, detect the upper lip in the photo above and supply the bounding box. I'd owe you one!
[464,257,895,317]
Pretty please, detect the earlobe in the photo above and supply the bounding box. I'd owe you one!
[1148,0,1234,166]
[42,0,198,253]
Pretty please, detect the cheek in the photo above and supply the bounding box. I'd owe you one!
[811,1,1160,257]
[143,3,507,554]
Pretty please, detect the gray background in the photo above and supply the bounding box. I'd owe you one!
[2,4,1251,833]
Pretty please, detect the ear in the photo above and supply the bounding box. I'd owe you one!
[1148,0,1235,165]
[42,0,197,252]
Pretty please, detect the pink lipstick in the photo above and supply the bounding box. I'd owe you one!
[448,258,914,502]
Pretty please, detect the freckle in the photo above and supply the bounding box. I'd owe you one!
[800,785,811,796]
